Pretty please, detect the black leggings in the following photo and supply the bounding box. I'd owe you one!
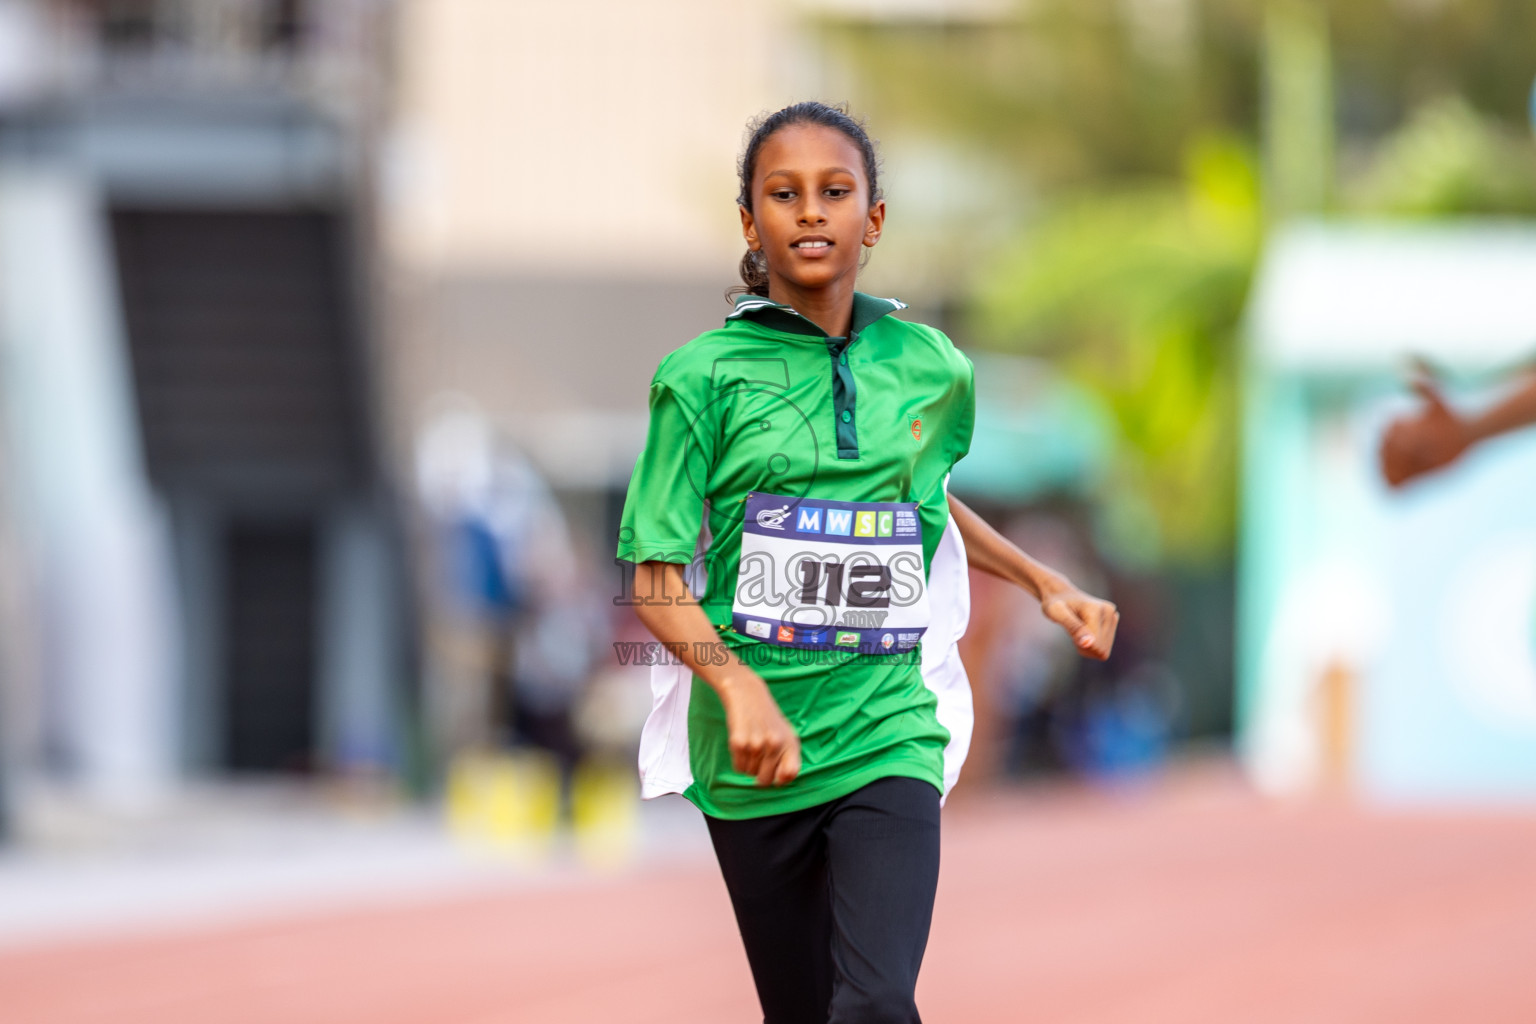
[705,775,942,1024]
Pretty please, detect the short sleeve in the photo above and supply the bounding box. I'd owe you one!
[950,348,977,468]
[615,376,715,565]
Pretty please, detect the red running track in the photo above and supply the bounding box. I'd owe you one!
[4,766,1536,1023]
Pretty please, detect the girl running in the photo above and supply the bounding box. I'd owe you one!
[616,101,1119,1023]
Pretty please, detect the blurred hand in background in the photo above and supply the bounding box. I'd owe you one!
[1380,371,1472,487]
[1381,364,1536,487]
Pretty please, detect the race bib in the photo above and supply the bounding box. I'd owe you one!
[732,492,929,655]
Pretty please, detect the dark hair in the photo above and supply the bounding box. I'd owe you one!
[733,101,883,298]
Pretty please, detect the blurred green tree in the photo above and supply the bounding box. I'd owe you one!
[970,137,1260,567]
[1348,97,1536,217]
[819,0,1536,188]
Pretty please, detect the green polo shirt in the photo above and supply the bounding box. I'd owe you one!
[616,291,976,818]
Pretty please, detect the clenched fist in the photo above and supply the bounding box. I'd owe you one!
[719,671,802,786]
[1041,586,1120,661]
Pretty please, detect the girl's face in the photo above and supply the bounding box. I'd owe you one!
[741,124,885,299]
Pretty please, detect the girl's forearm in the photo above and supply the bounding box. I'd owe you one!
[631,561,759,698]
[945,493,1071,602]
[1466,371,1536,444]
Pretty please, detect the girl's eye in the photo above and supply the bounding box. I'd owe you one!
[825,187,850,198]
[770,189,796,201]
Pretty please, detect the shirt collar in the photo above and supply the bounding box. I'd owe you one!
[726,291,908,338]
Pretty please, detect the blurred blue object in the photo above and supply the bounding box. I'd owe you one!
[1055,675,1173,780]
[449,516,522,616]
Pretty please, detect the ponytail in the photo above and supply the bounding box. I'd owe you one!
[737,248,770,297]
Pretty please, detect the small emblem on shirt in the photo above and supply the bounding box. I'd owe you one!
[756,504,792,529]
[777,625,795,643]
[835,631,860,647]
[745,620,772,638]
[911,417,922,442]
[880,632,894,650]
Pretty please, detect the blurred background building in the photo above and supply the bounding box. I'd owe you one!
[0,0,409,836]
[0,0,1534,852]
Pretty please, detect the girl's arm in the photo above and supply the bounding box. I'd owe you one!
[1381,370,1536,487]
[945,493,1119,661]
[1464,371,1536,441]
[631,561,801,786]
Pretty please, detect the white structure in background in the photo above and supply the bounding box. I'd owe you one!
[0,170,177,808]
[0,0,406,830]
[1241,222,1536,802]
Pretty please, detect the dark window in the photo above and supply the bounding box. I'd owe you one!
[110,208,367,496]
[92,0,161,50]
[262,0,306,52]
[222,520,317,774]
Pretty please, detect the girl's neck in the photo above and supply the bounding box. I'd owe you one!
[767,274,856,338]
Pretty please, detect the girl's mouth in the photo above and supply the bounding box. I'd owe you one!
[791,239,833,256]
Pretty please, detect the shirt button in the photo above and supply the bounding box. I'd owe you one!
[840,410,852,423]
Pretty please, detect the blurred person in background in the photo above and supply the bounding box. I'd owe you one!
[417,403,605,818]
[618,102,1118,1024]
[1380,365,1536,487]
[507,534,608,814]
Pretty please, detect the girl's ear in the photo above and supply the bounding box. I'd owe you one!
[862,198,886,248]
[740,204,761,252]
